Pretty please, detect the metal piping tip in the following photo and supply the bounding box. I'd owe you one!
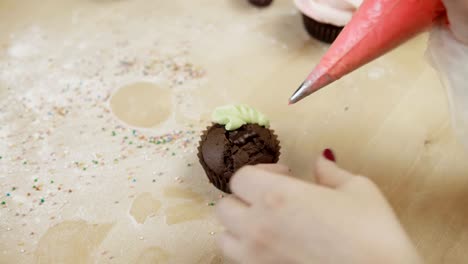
[289,73,336,104]
[289,80,312,105]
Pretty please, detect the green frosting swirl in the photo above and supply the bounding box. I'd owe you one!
[212,104,270,131]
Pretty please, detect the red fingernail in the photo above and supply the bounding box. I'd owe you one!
[323,149,336,162]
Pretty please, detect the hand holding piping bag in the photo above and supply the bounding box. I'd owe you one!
[216,1,468,263]
[429,0,468,149]
[441,0,468,44]
[289,0,446,104]
[290,0,468,150]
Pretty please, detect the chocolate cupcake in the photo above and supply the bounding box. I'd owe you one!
[198,105,280,193]
[294,0,362,43]
[301,15,344,43]
[248,0,273,7]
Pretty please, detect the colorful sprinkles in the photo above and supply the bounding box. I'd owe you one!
[0,21,214,260]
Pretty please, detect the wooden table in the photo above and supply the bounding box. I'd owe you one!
[1,0,467,263]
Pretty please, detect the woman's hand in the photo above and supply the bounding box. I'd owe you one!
[442,0,468,44]
[216,155,422,264]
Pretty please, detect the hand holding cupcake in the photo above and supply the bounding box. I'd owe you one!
[198,105,281,193]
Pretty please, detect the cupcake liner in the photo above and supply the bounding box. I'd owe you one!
[271,130,281,163]
[248,0,273,7]
[198,123,281,193]
[301,14,343,43]
[197,124,229,192]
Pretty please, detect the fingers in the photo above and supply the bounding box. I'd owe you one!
[314,156,380,197]
[217,233,244,263]
[255,163,291,175]
[314,156,355,189]
[216,196,249,238]
[230,165,300,204]
[231,156,358,203]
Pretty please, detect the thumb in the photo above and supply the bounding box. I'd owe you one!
[314,153,355,189]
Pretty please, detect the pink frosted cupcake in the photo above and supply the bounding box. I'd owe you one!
[295,0,362,43]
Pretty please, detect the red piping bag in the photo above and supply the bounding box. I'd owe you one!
[289,0,447,104]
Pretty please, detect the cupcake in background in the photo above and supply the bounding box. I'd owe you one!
[295,0,362,43]
[248,0,273,7]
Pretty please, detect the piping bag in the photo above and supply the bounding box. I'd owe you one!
[289,0,447,104]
